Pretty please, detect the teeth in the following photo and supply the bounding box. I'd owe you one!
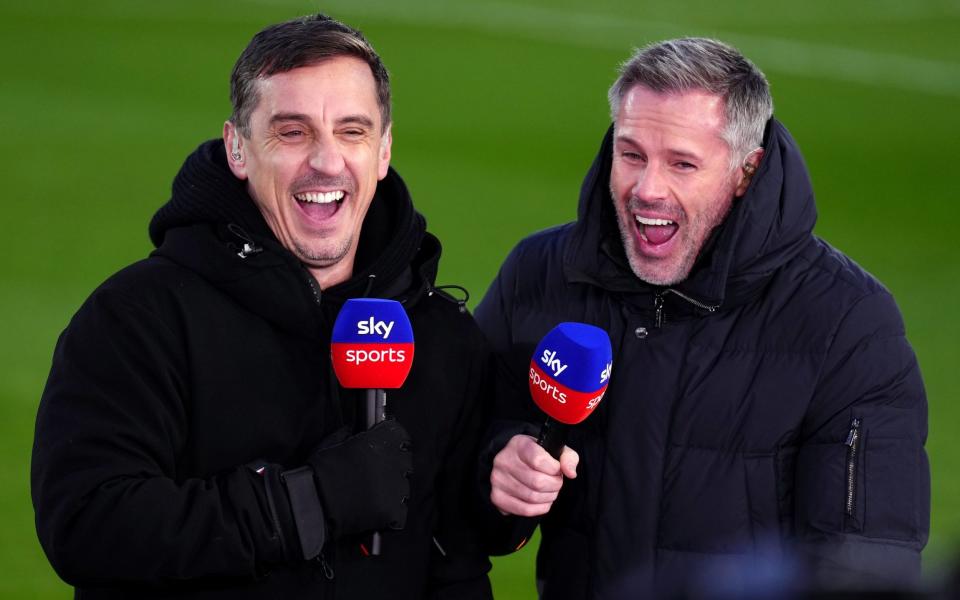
[294,190,345,203]
[635,216,674,226]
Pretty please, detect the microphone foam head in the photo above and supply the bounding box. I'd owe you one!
[529,322,612,425]
[331,298,414,389]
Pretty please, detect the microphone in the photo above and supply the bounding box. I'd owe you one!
[528,322,612,459]
[331,298,415,392]
[331,298,415,555]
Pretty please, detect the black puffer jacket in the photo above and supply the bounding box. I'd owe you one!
[33,140,492,599]
[476,121,929,598]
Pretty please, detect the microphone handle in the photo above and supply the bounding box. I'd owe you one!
[505,418,568,553]
[364,388,387,556]
[536,417,567,460]
[365,388,387,428]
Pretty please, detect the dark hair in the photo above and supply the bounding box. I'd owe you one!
[609,38,772,163]
[229,14,390,136]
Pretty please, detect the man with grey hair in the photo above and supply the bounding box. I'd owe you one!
[477,37,928,597]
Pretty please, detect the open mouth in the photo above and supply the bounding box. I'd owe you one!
[634,215,679,246]
[294,190,346,221]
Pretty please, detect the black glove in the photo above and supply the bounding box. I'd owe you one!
[308,420,413,538]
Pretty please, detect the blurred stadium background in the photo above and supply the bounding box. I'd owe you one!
[2,0,958,597]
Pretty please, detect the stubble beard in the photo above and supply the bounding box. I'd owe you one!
[612,190,734,287]
[293,235,353,268]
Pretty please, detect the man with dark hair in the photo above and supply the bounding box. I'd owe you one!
[33,14,492,599]
[478,38,929,598]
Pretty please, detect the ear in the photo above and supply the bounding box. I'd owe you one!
[223,121,248,181]
[377,123,393,181]
[734,147,764,197]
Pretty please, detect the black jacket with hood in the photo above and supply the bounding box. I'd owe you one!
[32,140,493,599]
[475,121,929,598]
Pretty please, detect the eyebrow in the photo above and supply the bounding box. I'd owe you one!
[668,148,703,161]
[269,112,311,125]
[336,114,375,129]
[268,112,375,129]
[614,135,702,161]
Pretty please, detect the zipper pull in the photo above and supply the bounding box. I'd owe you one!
[845,418,861,446]
[317,552,335,580]
[654,293,665,328]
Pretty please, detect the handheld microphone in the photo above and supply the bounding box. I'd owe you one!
[331,298,415,555]
[528,322,612,459]
[331,298,414,392]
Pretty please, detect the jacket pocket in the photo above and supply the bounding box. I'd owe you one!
[794,428,856,537]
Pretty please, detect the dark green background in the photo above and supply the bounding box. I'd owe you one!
[2,1,957,597]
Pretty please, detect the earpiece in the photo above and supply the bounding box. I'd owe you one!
[736,149,762,197]
[742,147,762,178]
[231,137,242,162]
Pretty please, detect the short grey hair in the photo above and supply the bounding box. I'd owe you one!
[608,38,772,165]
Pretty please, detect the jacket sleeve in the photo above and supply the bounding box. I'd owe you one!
[425,321,493,600]
[31,287,301,587]
[473,247,549,555]
[793,289,929,588]
[475,243,547,426]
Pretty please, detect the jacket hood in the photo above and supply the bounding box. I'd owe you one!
[147,139,436,337]
[564,118,817,312]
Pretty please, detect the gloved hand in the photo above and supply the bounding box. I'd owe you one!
[308,420,413,538]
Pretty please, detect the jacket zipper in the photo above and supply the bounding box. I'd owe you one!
[654,288,719,328]
[654,293,665,328]
[845,417,862,516]
[304,270,322,306]
[298,264,334,585]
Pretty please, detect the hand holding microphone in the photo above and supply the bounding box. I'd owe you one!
[491,322,611,518]
[316,298,415,554]
[490,435,579,518]
[308,420,412,537]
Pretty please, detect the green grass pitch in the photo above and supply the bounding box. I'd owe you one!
[1,1,957,597]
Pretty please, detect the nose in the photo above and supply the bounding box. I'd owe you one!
[307,137,345,176]
[631,162,669,202]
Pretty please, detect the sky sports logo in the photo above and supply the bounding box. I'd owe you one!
[539,347,612,385]
[345,348,408,364]
[529,348,611,406]
[528,322,612,425]
[528,361,606,414]
[356,316,395,339]
[539,348,569,377]
[343,317,409,364]
[530,366,568,403]
[331,299,415,389]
